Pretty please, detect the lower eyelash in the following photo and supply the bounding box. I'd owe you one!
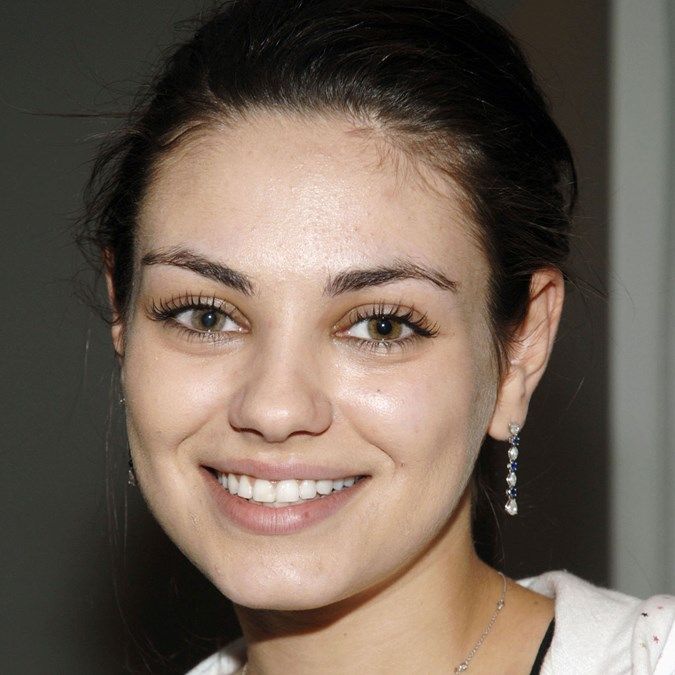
[350,332,425,354]
[169,323,230,344]
[155,317,236,346]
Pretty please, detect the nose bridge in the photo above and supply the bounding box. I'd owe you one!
[228,320,333,442]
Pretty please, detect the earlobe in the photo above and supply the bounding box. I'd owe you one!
[111,321,125,361]
[488,366,528,441]
[487,268,565,440]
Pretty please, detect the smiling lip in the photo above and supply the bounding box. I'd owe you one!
[201,467,369,535]
[204,457,365,482]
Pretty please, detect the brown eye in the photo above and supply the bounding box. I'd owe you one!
[367,317,403,340]
[192,309,226,331]
[345,314,413,342]
[174,308,239,333]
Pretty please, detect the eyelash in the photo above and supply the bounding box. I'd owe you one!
[146,294,439,353]
[147,293,242,345]
[341,302,439,353]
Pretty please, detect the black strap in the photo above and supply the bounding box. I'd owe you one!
[529,618,555,675]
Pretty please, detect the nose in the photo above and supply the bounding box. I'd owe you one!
[228,341,333,443]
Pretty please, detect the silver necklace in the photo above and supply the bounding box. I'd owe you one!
[454,572,507,672]
[241,572,507,675]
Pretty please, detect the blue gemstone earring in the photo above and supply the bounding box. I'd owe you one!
[505,422,520,516]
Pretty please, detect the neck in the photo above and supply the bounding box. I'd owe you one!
[234,493,502,675]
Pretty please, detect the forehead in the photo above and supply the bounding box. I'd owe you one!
[138,111,487,288]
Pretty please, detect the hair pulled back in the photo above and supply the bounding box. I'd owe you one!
[78,0,576,551]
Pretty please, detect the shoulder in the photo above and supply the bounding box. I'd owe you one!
[185,636,246,675]
[517,570,675,674]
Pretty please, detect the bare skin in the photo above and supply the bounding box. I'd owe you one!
[237,492,554,674]
[110,111,563,674]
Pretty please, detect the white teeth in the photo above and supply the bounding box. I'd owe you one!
[216,472,362,504]
[252,478,276,502]
[276,479,300,502]
[237,474,253,499]
[227,473,239,494]
[315,479,334,495]
[298,479,317,500]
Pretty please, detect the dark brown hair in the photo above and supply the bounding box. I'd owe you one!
[78,0,576,562]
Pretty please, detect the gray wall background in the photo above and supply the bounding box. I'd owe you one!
[0,1,609,672]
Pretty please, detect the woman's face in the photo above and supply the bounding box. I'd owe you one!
[117,112,500,610]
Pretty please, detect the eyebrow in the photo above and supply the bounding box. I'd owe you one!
[141,247,255,295]
[323,260,459,296]
[141,247,459,296]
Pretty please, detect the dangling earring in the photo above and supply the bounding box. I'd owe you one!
[120,396,136,487]
[504,422,520,516]
[127,452,137,487]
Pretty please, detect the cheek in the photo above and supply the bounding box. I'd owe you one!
[336,346,485,479]
[122,326,234,458]
[320,351,485,582]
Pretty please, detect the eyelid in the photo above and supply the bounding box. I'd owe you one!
[145,294,437,353]
[333,302,439,359]
[147,292,244,319]
[145,292,250,341]
[334,302,438,335]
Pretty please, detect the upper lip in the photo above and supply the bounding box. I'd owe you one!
[204,457,368,482]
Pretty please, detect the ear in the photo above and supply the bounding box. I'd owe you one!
[103,250,125,360]
[487,268,565,440]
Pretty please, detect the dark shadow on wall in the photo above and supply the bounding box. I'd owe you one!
[99,388,242,674]
[477,0,610,585]
[109,491,241,673]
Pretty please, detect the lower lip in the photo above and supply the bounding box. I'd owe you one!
[202,468,369,535]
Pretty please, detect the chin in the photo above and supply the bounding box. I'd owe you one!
[218,579,348,612]
[203,556,354,611]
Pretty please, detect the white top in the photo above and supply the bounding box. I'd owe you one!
[186,570,675,674]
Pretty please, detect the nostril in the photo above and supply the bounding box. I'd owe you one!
[227,377,333,443]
